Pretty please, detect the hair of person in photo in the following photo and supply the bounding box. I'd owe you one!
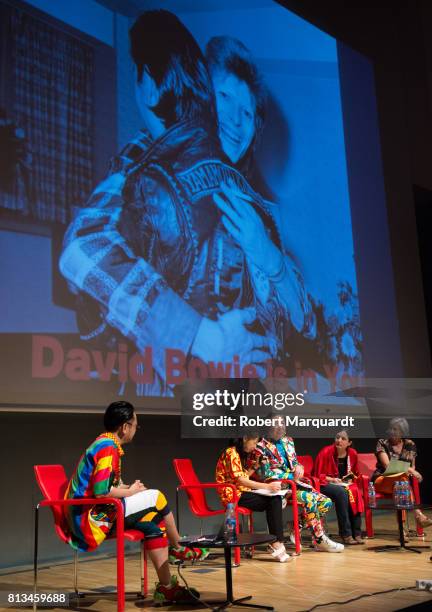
[129,10,215,128]
[387,417,410,438]
[104,401,135,432]
[205,35,267,142]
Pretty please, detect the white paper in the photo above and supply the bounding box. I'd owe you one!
[253,488,287,497]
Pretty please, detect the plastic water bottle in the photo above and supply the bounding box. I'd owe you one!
[368,482,377,508]
[402,481,413,509]
[223,503,237,542]
[393,481,401,508]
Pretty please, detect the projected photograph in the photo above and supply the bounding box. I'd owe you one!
[0,0,363,405]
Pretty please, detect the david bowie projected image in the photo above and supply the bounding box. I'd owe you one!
[0,1,363,402]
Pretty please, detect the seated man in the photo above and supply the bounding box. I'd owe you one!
[64,400,207,605]
[249,419,344,553]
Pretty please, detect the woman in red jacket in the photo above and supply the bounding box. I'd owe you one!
[314,430,364,545]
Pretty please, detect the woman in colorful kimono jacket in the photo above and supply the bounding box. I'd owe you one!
[313,430,365,545]
[250,421,343,553]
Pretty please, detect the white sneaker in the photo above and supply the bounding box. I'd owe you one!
[314,535,344,553]
[268,543,291,563]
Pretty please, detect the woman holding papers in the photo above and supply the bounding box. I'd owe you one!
[314,431,365,544]
[372,417,431,529]
[215,435,291,562]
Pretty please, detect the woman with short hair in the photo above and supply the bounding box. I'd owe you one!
[373,417,431,530]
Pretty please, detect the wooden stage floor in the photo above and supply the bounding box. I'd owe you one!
[2,513,432,612]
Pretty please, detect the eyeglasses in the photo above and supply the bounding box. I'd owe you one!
[126,421,140,429]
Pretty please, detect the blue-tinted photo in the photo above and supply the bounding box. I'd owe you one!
[0,0,363,404]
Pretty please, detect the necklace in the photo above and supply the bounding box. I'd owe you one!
[99,432,124,485]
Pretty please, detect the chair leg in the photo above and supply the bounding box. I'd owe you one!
[412,479,424,537]
[73,550,79,596]
[234,512,241,566]
[249,513,255,557]
[33,505,39,612]
[140,542,148,597]
[176,488,180,533]
[116,524,125,612]
[365,506,374,538]
[291,495,301,555]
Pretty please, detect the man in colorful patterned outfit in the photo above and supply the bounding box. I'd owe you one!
[250,420,344,552]
[64,401,206,604]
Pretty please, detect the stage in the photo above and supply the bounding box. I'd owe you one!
[1,513,431,612]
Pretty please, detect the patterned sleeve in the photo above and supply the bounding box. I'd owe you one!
[59,171,202,377]
[226,447,247,480]
[375,439,388,456]
[286,437,299,466]
[405,439,417,461]
[92,444,118,497]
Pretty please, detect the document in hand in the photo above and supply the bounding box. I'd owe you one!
[382,459,410,476]
[253,488,287,496]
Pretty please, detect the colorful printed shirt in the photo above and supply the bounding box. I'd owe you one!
[373,438,417,480]
[64,434,124,551]
[215,446,251,506]
[248,436,298,481]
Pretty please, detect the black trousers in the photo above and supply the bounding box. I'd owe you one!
[320,483,362,537]
[238,492,284,541]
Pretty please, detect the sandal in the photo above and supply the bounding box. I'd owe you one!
[342,536,357,545]
[415,512,432,529]
[268,544,291,563]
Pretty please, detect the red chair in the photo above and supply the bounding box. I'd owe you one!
[173,458,301,562]
[298,455,321,490]
[357,453,423,538]
[33,465,159,612]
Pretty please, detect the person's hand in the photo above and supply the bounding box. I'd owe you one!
[328,477,342,484]
[293,464,304,479]
[128,480,146,495]
[266,481,282,492]
[407,467,423,482]
[213,181,283,277]
[191,308,272,367]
